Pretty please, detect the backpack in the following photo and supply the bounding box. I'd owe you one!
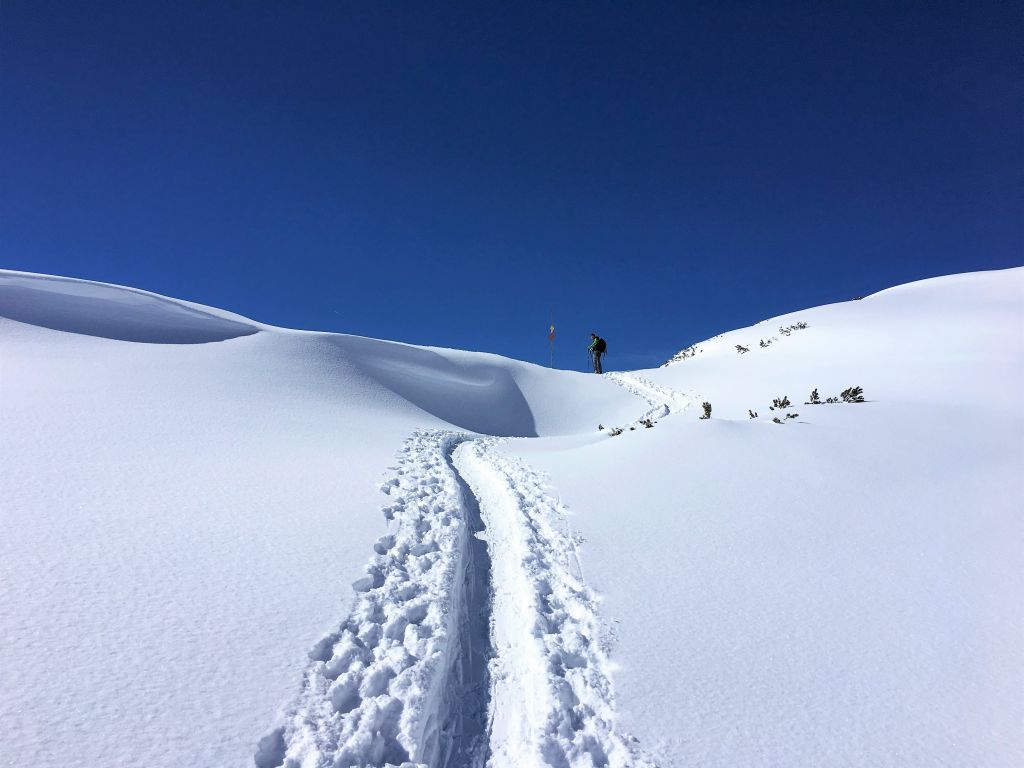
[595,337,607,353]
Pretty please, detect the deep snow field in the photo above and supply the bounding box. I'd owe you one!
[1,267,1021,768]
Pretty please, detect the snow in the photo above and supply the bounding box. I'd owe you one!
[272,431,472,768]
[454,439,655,768]
[513,268,1024,766]
[1,267,1021,767]
[0,270,259,343]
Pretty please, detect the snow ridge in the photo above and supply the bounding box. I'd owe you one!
[605,372,697,421]
[260,430,478,768]
[454,439,657,768]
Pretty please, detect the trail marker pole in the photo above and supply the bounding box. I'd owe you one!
[548,323,555,368]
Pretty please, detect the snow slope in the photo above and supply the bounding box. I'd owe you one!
[513,268,1024,766]
[2,267,1021,768]
[0,271,644,768]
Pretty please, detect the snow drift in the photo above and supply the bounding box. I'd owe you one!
[0,270,259,343]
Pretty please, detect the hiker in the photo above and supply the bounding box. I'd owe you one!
[588,333,607,374]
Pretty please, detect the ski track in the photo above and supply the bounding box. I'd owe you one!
[258,431,480,768]
[604,372,697,422]
[454,439,657,768]
[258,377,678,768]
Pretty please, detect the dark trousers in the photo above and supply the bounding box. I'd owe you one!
[592,351,603,374]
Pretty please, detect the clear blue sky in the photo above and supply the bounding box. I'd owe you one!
[2,1,1021,369]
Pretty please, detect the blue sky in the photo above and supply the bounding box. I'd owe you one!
[2,1,1020,370]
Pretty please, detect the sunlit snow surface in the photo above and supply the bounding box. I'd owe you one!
[1,267,1021,767]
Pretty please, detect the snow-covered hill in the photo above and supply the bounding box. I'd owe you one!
[1,267,1020,768]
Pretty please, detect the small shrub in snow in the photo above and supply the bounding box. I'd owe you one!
[841,386,865,403]
[661,345,698,366]
[608,427,624,437]
[699,402,712,420]
[597,424,604,430]
[736,345,749,354]
[772,416,783,424]
[640,418,654,428]
[748,410,758,419]
[772,413,799,424]
[779,322,809,337]
[814,386,866,404]
[770,396,792,410]
[759,339,772,348]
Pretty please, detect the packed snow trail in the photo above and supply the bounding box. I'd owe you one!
[454,440,656,768]
[258,431,486,768]
[442,448,493,768]
[260,430,656,767]
[604,372,697,422]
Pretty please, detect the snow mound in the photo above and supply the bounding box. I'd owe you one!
[0,271,259,343]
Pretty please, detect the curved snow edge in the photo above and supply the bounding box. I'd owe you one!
[0,270,261,344]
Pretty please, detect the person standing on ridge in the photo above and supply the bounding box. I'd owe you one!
[588,333,607,374]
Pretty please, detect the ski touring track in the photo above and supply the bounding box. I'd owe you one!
[257,375,690,768]
[603,372,698,423]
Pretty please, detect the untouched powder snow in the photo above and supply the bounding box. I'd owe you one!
[1,267,1022,768]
